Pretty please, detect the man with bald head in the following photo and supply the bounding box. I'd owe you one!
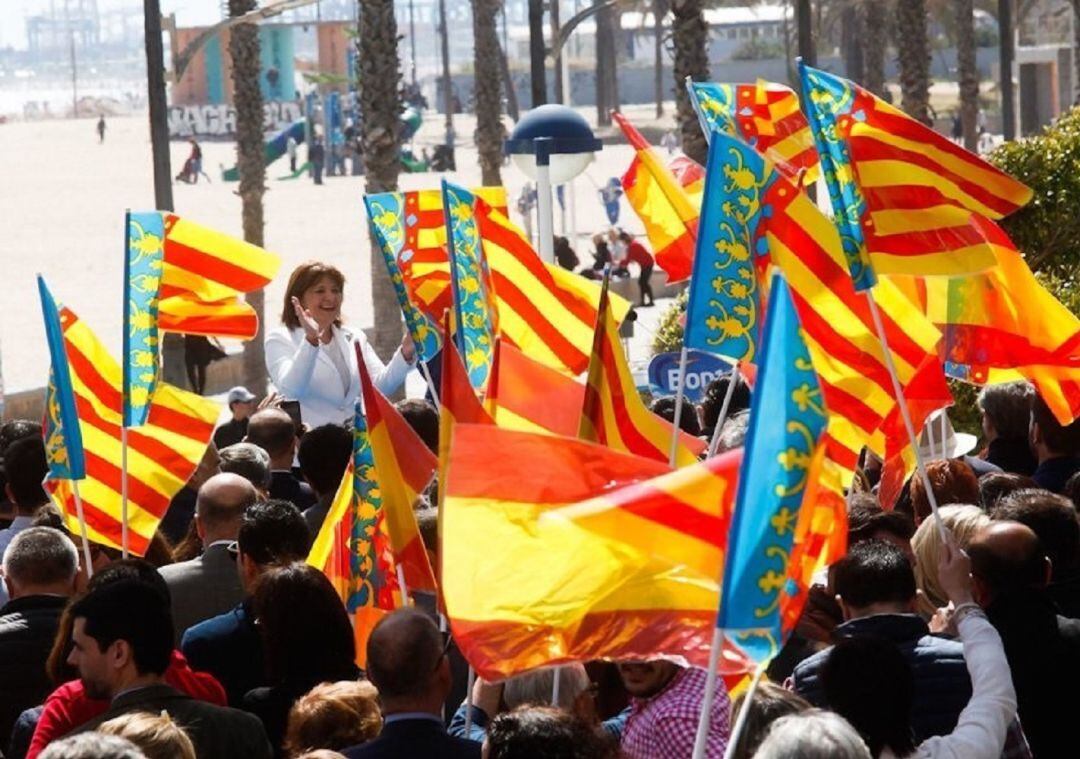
[244,408,315,510]
[159,472,257,640]
[969,521,1080,756]
[342,608,479,758]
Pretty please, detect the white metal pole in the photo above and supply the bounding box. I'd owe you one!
[419,360,441,408]
[721,665,768,759]
[691,627,724,758]
[120,426,129,559]
[669,346,690,466]
[72,481,94,579]
[706,365,742,458]
[396,563,411,606]
[561,59,579,254]
[535,137,556,264]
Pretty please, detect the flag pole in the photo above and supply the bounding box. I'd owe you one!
[464,666,477,734]
[396,563,411,606]
[863,291,947,541]
[939,410,948,459]
[706,364,742,458]
[720,664,767,759]
[120,208,132,560]
[551,666,561,706]
[120,426,130,558]
[419,361,441,408]
[71,481,95,579]
[691,627,725,758]
[668,346,690,466]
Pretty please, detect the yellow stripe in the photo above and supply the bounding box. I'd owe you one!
[850,123,1032,209]
[637,149,699,223]
[869,246,996,278]
[869,205,976,236]
[548,264,632,324]
[871,278,942,354]
[162,262,239,302]
[802,333,896,419]
[856,160,1006,220]
[492,405,555,435]
[308,463,354,572]
[625,171,692,250]
[168,217,280,279]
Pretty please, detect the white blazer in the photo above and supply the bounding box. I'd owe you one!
[265,324,413,429]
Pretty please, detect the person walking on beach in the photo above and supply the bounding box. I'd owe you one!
[97,116,106,144]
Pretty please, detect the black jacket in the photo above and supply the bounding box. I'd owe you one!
[181,598,264,707]
[985,437,1037,477]
[792,613,972,741]
[342,717,481,759]
[0,595,67,747]
[986,589,1080,758]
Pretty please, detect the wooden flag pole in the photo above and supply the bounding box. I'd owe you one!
[706,365,742,458]
[71,480,95,579]
[720,664,768,759]
[120,426,130,559]
[668,346,691,466]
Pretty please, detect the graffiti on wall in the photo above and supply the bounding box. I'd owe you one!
[168,101,302,138]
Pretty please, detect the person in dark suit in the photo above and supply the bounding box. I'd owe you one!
[65,578,272,758]
[245,409,315,511]
[342,609,480,759]
[159,473,256,641]
[181,500,311,706]
[297,425,352,537]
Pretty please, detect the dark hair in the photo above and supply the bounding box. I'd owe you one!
[729,682,811,759]
[846,497,915,546]
[821,636,915,758]
[298,425,353,497]
[245,409,298,459]
[281,262,345,329]
[5,436,49,511]
[977,382,1035,441]
[0,420,43,455]
[416,506,438,555]
[1066,471,1080,512]
[979,472,1038,511]
[2,526,78,587]
[992,489,1080,579]
[968,523,1048,594]
[649,396,702,437]
[254,563,355,684]
[69,579,173,675]
[833,540,916,609]
[237,499,311,566]
[700,374,752,437]
[365,608,443,701]
[909,459,980,523]
[395,399,439,455]
[487,706,616,759]
[1032,394,1080,456]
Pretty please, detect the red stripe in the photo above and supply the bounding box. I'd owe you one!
[814,376,886,436]
[48,484,151,556]
[65,339,122,411]
[653,232,695,283]
[596,326,668,462]
[164,239,272,292]
[491,271,589,373]
[612,111,652,153]
[157,309,258,339]
[824,435,861,472]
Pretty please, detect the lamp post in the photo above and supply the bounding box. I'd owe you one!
[505,104,601,263]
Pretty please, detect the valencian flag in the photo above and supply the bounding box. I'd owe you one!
[580,275,706,467]
[486,338,585,438]
[688,80,819,185]
[123,212,280,427]
[684,134,765,365]
[442,181,501,393]
[613,111,701,283]
[39,276,86,481]
[890,237,1080,426]
[442,423,747,680]
[40,294,218,557]
[356,344,438,594]
[798,62,1033,290]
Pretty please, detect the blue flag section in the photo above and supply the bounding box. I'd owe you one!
[123,211,166,428]
[683,133,770,364]
[38,275,86,481]
[717,274,827,662]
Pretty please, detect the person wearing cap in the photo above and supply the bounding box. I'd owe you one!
[214,387,258,451]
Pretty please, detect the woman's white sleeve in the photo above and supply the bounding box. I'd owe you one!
[266,330,320,398]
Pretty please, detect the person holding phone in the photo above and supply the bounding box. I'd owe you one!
[266,262,415,429]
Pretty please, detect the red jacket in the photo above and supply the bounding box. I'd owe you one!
[624,240,654,268]
[26,650,225,758]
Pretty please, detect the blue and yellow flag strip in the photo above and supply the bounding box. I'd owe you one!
[717,273,827,662]
[364,194,444,364]
[442,180,499,394]
[683,133,766,363]
[38,275,86,481]
[123,211,166,428]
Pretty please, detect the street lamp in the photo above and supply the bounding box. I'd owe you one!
[505,104,601,263]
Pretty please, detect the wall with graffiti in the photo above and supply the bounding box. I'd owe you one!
[167,101,303,138]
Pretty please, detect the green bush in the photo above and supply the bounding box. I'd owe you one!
[989,106,1080,278]
[652,290,687,356]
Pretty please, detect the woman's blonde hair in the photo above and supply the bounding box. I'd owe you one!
[912,503,990,610]
[98,710,196,759]
[284,680,382,757]
[281,261,346,329]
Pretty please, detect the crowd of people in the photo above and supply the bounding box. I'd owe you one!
[559,228,656,308]
[1,260,1079,758]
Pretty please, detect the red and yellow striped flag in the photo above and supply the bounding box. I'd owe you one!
[580,277,706,467]
[614,111,701,283]
[486,338,585,438]
[44,306,218,556]
[443,422,738,680]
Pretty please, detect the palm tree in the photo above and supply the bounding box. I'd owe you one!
[472,0,503,186]
[654,0,669,118]
[895,0,931,123]
[955,0,979,150]
[595,0,619,127]
[228,0,268,394]
[358,0,405,361]
[671,0,709,165]
[862,0,889,97]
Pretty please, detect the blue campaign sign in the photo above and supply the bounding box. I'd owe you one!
[648,350,731,403]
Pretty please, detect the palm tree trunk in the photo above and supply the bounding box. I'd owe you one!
[895,0,931,123]
[955,0,979,151]
[472,0,503,186]
[842,2,864,83]
[863,0,888,97]
[654,0,669,118]
[595,0,617,127]
[359,0,405,361]
[671,0,709,165]
[228,0,268,395]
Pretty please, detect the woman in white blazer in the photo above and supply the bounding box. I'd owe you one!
[265,261,415,429]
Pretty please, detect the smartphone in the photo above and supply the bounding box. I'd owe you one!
[280,400,303,429]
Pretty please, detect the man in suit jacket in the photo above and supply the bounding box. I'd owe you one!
[342,609,480,759]
[66,578,272,758]
[245,408,316,511]
[159,472,255,641]
[297,424,352,537]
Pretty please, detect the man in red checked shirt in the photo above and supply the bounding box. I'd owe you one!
[616,231,656,307]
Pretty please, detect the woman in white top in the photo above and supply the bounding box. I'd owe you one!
[265,261,415,429]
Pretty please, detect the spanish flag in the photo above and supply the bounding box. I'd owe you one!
[614,111,701,283]
[486,338,585,438]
